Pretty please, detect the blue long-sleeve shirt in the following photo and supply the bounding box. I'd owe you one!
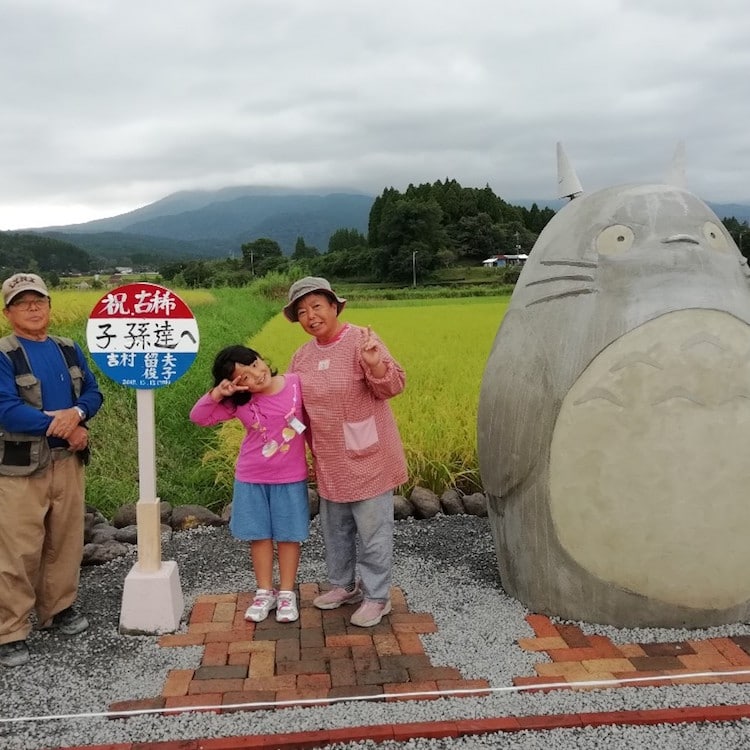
[0,335,103,447]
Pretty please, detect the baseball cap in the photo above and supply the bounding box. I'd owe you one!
[2,273,50,306]
[283,276,347,322]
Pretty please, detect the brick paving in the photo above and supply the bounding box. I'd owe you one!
[515,613,750,691]
[109,582,489,717]
[77,600,750,749]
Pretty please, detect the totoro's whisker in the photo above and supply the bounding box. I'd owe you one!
[718,393,750,404]
[652,387,704,407]
[680,333,731,353]
[525,274,594,288]
[573,388,624,407]
[609,353,663,372]
[526,288,596,306]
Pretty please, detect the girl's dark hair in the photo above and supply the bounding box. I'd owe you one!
[211,345,277,406]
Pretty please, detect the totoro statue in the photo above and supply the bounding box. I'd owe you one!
[478,144,750,627]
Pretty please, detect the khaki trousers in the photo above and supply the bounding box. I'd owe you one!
[0,452,85,645]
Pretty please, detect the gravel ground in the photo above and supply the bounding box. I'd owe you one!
[1,514,749,750]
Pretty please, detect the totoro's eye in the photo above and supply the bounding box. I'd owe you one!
[596,224,635,256]
[702,222,729,251]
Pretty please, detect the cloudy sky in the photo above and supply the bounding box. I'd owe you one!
[2,0,749,230]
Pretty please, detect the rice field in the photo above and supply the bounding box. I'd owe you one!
[240,296,511,494]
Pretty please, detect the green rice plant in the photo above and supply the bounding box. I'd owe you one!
[207,295,512,497]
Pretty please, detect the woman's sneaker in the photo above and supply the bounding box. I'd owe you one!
[313,584,363,610]
[350,599,392,627]
[244,589,278,622]
[275,591,299,623]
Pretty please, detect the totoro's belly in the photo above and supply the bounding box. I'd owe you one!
[550,309,750,610]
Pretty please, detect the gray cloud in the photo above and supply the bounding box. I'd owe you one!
[1,0,749,229]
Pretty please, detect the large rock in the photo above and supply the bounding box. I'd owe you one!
[392,494,413,520]
[440,489,465,515]
[461,492,487,517]
[409,486,441,519]
[170,504,225,530]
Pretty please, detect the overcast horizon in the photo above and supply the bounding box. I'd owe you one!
[2,0,749,231]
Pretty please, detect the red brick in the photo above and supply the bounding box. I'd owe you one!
[298,581,320,604]
[436,679,492,698]
[162,693,223,715]
[587,634,623,659]
[297,673,332,690]
[373,633,402,656]
[556,624,590,648]
[243,674,297,692]
[392,721,459,741]
[194,736,267,749]
[188,601,215,625]
[276,658,327,676]
[384,680,439,700]
[204,628,254,643]
[162,669,194,698]
[108,697,165,719]
[157,633,205,648]
[517,713,583,729]
[274,688,330,707]
[639,641,695,657]
[391,620,438,634]
[409,666,462,682]
[713,638,750,666]
[220,691,277,713]
[512,676,567,693]
[328,684,384,701]
[188,678,245,694]
[132,741,199,750]
[326,724,394,744]
[329,657,357,687]
[525,614,560,638]
[457,717,522,734]
[228,652,251,667]
[546,647,600,662]
[395,632,425,655]
[201,642,229,667]
[390,586,409,613]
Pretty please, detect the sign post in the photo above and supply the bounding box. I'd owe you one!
[87,282,199,634]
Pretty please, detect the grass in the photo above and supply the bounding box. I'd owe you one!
[0,285,511,516]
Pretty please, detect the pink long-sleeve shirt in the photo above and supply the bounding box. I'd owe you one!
[289,324,408,502]
[189,373,308,484]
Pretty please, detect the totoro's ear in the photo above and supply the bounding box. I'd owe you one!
[556,142,583,200]
[664,140,687,188]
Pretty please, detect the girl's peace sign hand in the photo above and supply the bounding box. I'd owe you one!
[212,376,250,401]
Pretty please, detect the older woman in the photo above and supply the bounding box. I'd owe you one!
[284,276,407,627]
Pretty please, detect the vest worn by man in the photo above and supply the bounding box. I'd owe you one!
[0,334,84,476]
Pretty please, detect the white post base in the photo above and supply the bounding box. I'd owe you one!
[119,560,184,635]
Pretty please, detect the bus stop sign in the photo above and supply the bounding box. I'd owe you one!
[86,282,199,389]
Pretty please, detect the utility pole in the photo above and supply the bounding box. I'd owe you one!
[412,251,418,288]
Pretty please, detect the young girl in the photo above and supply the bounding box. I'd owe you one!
[189,345,309,623]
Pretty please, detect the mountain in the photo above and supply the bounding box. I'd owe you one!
[29,186,750,268]
[35,187,374,262]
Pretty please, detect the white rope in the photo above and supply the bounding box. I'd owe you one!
[1,668,749,724]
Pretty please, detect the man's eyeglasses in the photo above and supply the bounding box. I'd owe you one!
[9,297,49,311]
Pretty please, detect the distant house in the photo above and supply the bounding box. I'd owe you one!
[482,254,529,268]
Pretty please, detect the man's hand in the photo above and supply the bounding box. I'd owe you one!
[66,425,89,452]
[44,407,83,440]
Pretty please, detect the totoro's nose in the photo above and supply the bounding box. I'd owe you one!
[662,234,700,245]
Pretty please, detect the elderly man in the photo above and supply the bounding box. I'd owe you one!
[0,273,103,668]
